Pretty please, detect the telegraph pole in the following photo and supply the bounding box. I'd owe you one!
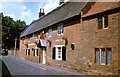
[14,38,17,56]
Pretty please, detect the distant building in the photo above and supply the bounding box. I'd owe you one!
[19,1,120,75]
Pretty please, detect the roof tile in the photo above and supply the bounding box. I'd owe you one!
[83,2,119,17]
[20,2,86,37]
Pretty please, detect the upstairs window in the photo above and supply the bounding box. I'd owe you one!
[104,16,108,29]
[57,24,64,34]
[98,15,108,29]
[98,17,102,29]
[48,29,52,36]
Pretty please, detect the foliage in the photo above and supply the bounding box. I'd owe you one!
[1,12,27,49]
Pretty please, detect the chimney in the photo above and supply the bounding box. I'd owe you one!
[59,0,64,5]
[39,8,45,18]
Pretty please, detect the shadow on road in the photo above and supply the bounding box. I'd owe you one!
[0,58,12,77]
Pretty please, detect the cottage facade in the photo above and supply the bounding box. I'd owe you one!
[19,2,120,75]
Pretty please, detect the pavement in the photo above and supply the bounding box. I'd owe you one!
[12,56,85,75]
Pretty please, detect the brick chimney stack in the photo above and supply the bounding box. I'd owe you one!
[59,0,64,5]
[39,8,45,18]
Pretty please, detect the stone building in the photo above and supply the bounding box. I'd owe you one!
[19,1,120,75]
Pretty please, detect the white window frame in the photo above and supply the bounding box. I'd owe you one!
[98,15,108,29]
[55,45,64,60]
[34,47,38,56]
[57,24,64,35]
[100,48,106,65]
[26,48,30,56]
[95,48,112,65]
[103,16,108,29]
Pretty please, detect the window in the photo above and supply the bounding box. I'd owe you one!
[56,47,62,60]
[95,48,112,65]
[104,16,108,29]
[107,48,112,65]
[98,16,108,29]
[33,48,38,56]
[52,46,66,61]
[57,24,64,34]
[95,48,100,64]
[101,48,106,64]
[98,17,102,29]
[48,29,52,36]
[26,48,30,56]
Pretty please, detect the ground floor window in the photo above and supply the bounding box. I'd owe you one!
[52,45,66,61]
[33,48,38,56]
[26,48,30,56]
[95,48,112,65]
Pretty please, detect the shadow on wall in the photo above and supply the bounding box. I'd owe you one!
[0,59,12,77]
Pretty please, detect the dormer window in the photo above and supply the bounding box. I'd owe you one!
[98,15,108,29]
[57,24,64,34]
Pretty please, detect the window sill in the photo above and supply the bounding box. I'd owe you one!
[95,63,112,66]
[100,64,106,65]
[57,33,64,36]
[103,28,108,29]
[55,59,63,61]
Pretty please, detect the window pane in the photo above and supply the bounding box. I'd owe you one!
[101,48,106,64]
[58,47,61,50]
[95,48,100,64]
[98,17,102,29]
[48,29,52,36]
[60,25,63,33]
[107,48,112,65]
[58,56,61,58]
[104,16,108,28]
[57,24,64,34]
[57,26,60,34]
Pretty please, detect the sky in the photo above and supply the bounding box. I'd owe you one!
[0,0,118,25]
[0,0,61,25]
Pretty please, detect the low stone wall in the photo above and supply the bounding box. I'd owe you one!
[8,50,19,56]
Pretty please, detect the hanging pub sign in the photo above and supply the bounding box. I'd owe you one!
[40,31,46,39]
[38,31,47,47]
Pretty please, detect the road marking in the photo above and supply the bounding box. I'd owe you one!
[32,65,46,70]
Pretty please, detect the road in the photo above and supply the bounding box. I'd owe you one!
[0,56,59,76]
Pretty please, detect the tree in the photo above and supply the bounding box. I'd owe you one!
[0,13,3,50]
[14,20,27,49]
[1,13,27,49]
